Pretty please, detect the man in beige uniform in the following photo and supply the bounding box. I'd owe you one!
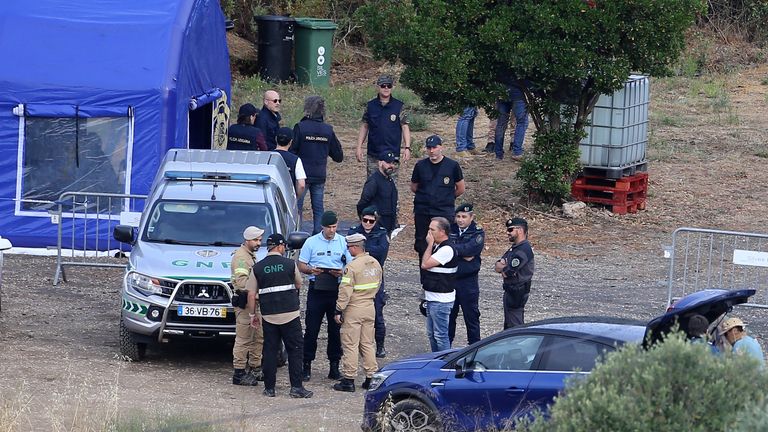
[332,233,382,392]
[230,225,265,386]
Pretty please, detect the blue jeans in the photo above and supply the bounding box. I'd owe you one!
[425,300,454,352]
[494,98,529,158]
[455,107,477,152]
[298,182,325,235]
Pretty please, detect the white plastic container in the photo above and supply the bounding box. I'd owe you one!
[579,75,649,168]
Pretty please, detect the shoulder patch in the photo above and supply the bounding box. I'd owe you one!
[510,258,520,267]
[476,235,483,244]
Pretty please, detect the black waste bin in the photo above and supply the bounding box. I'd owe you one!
[255,15,295,83]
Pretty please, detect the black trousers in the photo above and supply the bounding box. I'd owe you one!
[303,288,342,363]
[374,278,387,346]
[449,275,481,345]
[503,292,525,329]
[413,213,432,257]
[262,317,304,389]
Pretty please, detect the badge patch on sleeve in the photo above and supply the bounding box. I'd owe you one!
[510,258,520,267]
[476,235,483,244]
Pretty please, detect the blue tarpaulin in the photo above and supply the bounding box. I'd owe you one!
[0,0,231,248]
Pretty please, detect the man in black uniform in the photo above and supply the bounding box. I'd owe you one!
[290,96,343,235]
[411,135,465,261]
[227,103,266,151]
[357,151,399,234]
[448,203,484,345]
[275,127,306,199]
[494,217,535,329]
[249,234,313,398]
[256,90,282,150]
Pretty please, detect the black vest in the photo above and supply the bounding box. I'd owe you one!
[294,118,336,183]
[277,149,299,187]
[366,97,404,156]
[227,123,261,151]
[253,255,300,316]
[412,157,460,216]
[422,241,459,294]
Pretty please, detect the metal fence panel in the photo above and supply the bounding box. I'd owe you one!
[667,227,768,308]
[53,192,147,285]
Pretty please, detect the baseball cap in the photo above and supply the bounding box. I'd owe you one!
[266,233,286,247]
[378,151,399,164]
[276,127,293,146]
[720,317,746,334]
[243,226,265,240]
[376,75,394,86]
[238,103,258,118]
[506,217,528,229]
[425,135,443,148]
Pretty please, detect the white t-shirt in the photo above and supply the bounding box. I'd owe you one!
[294,157,307,180]
[424,244,456,303]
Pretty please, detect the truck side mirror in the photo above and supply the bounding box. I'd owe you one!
[287,231,310,250]
[113,225,136,244]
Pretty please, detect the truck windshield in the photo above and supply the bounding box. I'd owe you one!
[143,200,275,246]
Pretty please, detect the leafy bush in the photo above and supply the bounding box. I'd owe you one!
[520,332,768,432]
[516,127,583,204]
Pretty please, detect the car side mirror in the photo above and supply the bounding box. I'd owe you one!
[113,225,136,244]
[287,231,310,250]
[454,363,466,379]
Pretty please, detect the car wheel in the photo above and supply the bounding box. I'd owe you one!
[119,319,146,361]
[386,399,441,432]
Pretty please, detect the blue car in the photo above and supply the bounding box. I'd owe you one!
[361,289,755,432]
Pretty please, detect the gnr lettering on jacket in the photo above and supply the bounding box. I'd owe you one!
[263,263,284,273]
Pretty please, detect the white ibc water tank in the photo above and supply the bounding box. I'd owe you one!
[579,75,649,168]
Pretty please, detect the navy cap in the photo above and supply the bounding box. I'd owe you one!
[425,135,443,148]
[455,203,473,214]
[276,127,293,146]
[238,103,258,118]
[376,75,394,86]
[378,151,399,163]
[506,217,528,229]
[361,206,378,217]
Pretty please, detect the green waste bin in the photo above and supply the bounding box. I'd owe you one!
[294,18,337,87]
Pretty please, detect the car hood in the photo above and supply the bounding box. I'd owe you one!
[129,241,259,280]
[381,348,460,371]
[644,288,755,346]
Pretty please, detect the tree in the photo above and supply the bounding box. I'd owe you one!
[358,0,705,201]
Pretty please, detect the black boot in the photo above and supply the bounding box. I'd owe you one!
[302,361,312,382]
[289,386,314,398]
[483,141,494,152]
[327,360,341,380]
[246,365,264,381]
[376,344,387,358]
[232,369,259,386]
[362,377,372,390]
[333,378,356,392]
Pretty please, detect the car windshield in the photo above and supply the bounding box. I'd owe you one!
[143,200,274,246]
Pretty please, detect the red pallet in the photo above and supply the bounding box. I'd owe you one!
[571,172,648,214]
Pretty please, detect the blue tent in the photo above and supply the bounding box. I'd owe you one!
[0,0,231,248]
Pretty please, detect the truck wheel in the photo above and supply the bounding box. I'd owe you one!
[119,319,146,361]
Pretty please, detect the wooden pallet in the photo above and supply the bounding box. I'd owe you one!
[571,172,648,214]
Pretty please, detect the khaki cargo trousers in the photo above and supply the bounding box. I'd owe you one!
[233,307,264,369]
[340,304,378,379]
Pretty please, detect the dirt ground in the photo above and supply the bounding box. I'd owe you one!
[1,64,768,431]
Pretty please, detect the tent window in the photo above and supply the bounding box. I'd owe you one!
[21,116,129,212]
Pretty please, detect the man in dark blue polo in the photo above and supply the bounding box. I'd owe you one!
[355,75,412,179]
[227,103,266,151]
[410,135,465,261]
[356,151,399,234]
[448,203,484,345]
[256,89,282,150]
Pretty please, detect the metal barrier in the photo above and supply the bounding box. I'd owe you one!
[53,192,147,285]
[666,227,768,309]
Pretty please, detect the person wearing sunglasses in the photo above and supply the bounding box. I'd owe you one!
[356,151,399,235]
[356,74,412,180]
[256,89,283,151]
[494,217,535,329]
[347,206,390,358]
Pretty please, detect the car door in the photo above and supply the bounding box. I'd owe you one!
[526,335,615,415]
[439,334,545,431]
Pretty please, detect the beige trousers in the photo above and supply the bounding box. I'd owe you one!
[233,307,264,369]
[340,305,378,379]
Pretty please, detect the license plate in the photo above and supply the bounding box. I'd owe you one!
[177,305,227,318]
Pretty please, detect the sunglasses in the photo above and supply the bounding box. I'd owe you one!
[507,227,519,232]
[268,98,281,103]
[379,84,393,89]
[362,218,376,224]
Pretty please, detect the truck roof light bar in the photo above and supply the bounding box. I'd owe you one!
[164,171,271,183]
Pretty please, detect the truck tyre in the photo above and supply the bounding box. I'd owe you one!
[119,319,146,361]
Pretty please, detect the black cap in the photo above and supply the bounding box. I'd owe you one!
[378,151,399,163]
[266,233,286,247]
[276,127,293,146]
[506,217,528,229]
[425,135,443,148]
[238,103,258,118]
[376,75,394,86]
[361,206,377,217]
[320,211,338,227]
[455,203,473,214]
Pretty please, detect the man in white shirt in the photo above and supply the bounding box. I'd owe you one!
[420,217,458,352]
[275,127,306,199]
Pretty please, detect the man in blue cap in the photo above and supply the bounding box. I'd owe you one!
[275,126,306,199]
[357,151,399,234]
[448,203,484,345]
[495,217,534,328]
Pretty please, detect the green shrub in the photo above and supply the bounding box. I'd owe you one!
[516,127,583,204]
[521,332,768,432]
